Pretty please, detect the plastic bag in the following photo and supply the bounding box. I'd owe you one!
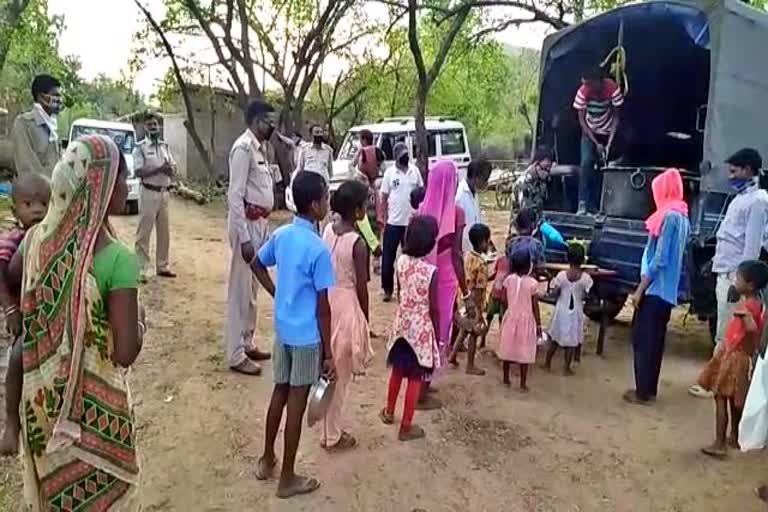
[739,353,768,451]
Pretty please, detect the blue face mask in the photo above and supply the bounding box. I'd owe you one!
[729,177,752,192]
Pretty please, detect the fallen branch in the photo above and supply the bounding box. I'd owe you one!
[174,181,209,205]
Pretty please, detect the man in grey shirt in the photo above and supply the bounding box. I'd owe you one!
[11,74,62,176]
[690,148,768,397]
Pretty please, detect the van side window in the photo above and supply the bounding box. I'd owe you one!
[440,130,466,155]
[380,132,408,160]
[408,133,437,158]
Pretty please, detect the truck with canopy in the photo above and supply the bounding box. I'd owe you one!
[534,0,768,327]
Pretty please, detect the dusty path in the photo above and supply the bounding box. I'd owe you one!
[2,199,767,511]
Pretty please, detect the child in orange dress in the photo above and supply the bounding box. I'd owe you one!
[698,260,768,458]
[498,247,542,391]
[380,215,440,441]
[321,180,374,451]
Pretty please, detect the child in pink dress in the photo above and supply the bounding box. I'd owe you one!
[380,215,440,441]
[498,247,542,391]
[322,181,374,451]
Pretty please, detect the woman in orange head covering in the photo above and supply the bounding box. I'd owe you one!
[625,168,691,405]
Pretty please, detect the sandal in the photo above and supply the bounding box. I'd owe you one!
[276,476,321,499]
[398,424,426,442]
[379,408,394,425]
[622,389,651,406]
[325,432,357,452]
[255,456,276,480]
[701,445,728,459]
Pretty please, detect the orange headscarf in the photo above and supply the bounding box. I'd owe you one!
[644,168,688,237]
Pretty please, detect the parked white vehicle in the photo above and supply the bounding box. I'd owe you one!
[329,117,471,191]
[68,119,140,214]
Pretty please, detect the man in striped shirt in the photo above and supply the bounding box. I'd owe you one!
[573,66,624,214]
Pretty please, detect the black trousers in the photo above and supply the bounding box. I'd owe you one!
[381,224,406,295]
[632,294,673,399]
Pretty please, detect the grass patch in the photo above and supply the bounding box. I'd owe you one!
[0,458,21,511]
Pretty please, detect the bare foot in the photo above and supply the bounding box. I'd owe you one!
[701,444,728,459]
[276,475,321,499]
[542,363,552,372]
[324,432,357,452]
[728,436,739,449]
[415,395,442,411]
[448,358,459,368]
[503,379,511,387]
[756,484,768,503]
[0,428,19,456]
[255,456,277,480]
[519,385,529,393]
[379,408,395,425]
[564,367,575,376]
[466,366,486,376]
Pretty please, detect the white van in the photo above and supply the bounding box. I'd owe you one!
[68,119,140,214]
[330,117,471,191]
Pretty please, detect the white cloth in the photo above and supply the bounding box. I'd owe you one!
[739,352,768,451]
[455,178,482,253]
[33,103,57,143]
[380,164,423,226]
[548,271,593,347]
[715,272,737,348]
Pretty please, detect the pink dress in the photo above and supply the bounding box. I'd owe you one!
[498,274,539,364]
[322,226,373,446]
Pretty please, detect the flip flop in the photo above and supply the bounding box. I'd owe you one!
[398,424,426,442]
[466,367,486,376]
[379,408,394,425]
[701,446,728,459]
[246,348,272,361]
[276,476,321,499]
[622,389,651,406]
[325,432,357,452]
[255,457,276,480]
[230,359,262,376]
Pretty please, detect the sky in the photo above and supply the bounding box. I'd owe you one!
[48,0,551,98]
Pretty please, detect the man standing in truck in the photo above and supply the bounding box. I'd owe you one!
[11,74,62,176]
[573,66,624,215]
[689,148,768,398]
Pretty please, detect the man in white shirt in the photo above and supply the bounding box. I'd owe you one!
[455,160,492,253]
[380,142,423,301]
[294,124,334,183]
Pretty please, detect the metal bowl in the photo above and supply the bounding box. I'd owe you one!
[306,376,336,427]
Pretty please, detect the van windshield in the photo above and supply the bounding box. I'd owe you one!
[71,126,136,154]
[338,131,363,160]
[439,130,466,155]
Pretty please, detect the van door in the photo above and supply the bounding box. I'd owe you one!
[406,131,438,167]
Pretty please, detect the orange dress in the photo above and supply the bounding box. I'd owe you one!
[698,298,764,407]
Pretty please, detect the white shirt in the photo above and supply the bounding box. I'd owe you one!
[455,178,482,253]
[295,142,333,183]
[381,164,423,226]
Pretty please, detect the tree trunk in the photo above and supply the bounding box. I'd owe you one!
[0,0,30,76]
[414,83,429,181]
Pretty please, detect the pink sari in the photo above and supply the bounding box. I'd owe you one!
[418,161,463,368]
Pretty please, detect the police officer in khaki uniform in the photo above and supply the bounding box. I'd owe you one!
[224,99,275,375]
[11,74,62,176]
[133,112,177,282]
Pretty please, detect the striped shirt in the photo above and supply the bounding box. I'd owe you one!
[0,226,26,263]
[573,79,624,135]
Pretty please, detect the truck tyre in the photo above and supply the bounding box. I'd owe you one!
[585,293,628,322]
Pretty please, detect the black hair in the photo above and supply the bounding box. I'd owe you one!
[582,66,603,81]
[143,111,161,123]
[726,148,763,176]
[360,129,374,144]
[514,208,537,234]
[468,223,491,252]
[509,247,532,276]
[533,145,554,163]
[467,159,492,181]
[567,242,586,267]
[330,180,368,219]
[12,173,50,202]
[737,260,768,291]
[292,171,327,214]
[31,74,60,101]
[309,123,323,133]
[410,186,426,210]
[403,215,438,258]
[245,99,274,126]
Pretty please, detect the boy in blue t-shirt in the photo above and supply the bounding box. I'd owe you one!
[250,171,336,499]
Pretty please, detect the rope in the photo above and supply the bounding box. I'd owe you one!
[600,21,629,95]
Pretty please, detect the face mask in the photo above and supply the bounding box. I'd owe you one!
[729,177,752,192]
[41,94,62,115]
[398,156,409,167]
[147,127,160,139]
[313,135,323,145]
[262,122,275,140]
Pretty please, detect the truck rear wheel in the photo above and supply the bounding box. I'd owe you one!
[585,293,628,322]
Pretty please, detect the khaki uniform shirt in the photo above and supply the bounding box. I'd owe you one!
[228,129,274,245]
[133,139,175,188]
[11,108,60,176]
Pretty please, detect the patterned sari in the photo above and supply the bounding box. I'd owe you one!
[20,135,140,511]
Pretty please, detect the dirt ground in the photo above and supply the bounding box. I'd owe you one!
[2,198,768,511]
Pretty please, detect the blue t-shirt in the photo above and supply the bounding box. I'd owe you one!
[258,216,336,346]
[640,211,690,306]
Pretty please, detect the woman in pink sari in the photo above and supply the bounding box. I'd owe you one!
[417,160,469,407]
